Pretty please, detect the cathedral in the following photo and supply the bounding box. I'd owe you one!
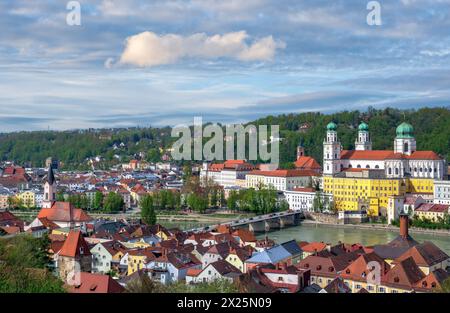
[323,121,446,180]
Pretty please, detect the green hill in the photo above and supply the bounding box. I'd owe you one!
[1,107,449,169]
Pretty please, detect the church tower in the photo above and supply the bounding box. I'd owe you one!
[323,122,342,176]
[355,122,372,151]
[297,141,305,159]
[43,166,56,209]
[394,122,416,155]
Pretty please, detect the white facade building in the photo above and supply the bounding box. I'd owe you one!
[90,242,113,274]
[200,160,256,188]
[284,188,333,212]
[434,180,450,204]
[246,170,315,191]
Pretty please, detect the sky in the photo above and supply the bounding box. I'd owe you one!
[1,0,450,132]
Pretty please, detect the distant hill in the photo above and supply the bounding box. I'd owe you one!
[252,106,450,167]
[1,107,449,169]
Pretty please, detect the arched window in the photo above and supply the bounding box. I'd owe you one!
[395,168,399,175]
[404,142,409,153]
[366,165,370,169]
[388,168,392,175]
[357,165,361,168]
[375,165,380,169]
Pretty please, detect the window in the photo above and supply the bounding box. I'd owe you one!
[404,142,409,153]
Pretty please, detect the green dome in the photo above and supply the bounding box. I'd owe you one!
[327,122,337,131]
[396,122,414,138]
[358,122,369,131]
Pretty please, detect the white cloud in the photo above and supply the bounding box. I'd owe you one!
[119,31,285,67]
[420,49,450,57]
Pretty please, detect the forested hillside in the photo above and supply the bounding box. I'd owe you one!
[254,106,450,167]
[1,107,449,169]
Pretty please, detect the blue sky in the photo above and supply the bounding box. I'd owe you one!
[1,0,450,132]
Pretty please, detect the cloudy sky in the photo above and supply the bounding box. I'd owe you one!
[1,0,450,132]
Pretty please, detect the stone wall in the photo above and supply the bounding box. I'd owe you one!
[304,212,339,224]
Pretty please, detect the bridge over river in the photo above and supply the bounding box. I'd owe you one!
[189,210,305,233]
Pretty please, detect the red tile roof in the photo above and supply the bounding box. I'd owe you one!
[394,242,449,267]
[37,202,92,223]
[294,156,321,170]
[248,169,318,177]
[59,230,91,258]
[186,268,202,277]
[341,150,442,161]
[340,252,390,282]
[415,203,449,213]
[382,257,425,289]
[302,242,328,253]
[67,272,124,293]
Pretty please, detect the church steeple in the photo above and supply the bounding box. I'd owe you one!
[43,166,56,209]
[355,121,372,151]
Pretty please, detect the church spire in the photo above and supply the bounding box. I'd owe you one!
[47,166,55,185]
[43,166,56,209]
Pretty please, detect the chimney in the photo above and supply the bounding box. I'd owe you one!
[399,213,409,239]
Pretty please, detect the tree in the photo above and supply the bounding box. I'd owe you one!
[0,234,51,269]
[141,194,157,225]
[227,190,239,211]
[56,193,65,202]
[439,277,450,293]
[0,264,66,293]
[103,192,124,213]
[187,193,208,213]
[93,191,104,210]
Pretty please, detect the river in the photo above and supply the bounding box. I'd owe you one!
[256,223,450,255]
[161,220,450,255]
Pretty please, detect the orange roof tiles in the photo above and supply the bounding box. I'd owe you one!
[59,230,91,258]
[294,156,321,170]
[302,242,328,253]
[248,169,318,177]
[340,150,442,161]
[67,272,124,293]
[37,202,92,223]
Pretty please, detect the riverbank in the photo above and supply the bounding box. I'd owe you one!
[8,210,254,225]
[301,219,450,237]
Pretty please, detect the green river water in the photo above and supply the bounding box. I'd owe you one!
[162,221,450,255]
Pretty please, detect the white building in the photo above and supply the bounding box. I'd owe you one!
[434,180,450,204]
[90,242,114,274]
[284,188,333,212]
[200,160,256,188]
[245,169,316,191]
[34,192,44,208]
[323,121,446,179]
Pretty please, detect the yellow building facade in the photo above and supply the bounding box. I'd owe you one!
[323,176,434,216]
[18,191,36,208]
